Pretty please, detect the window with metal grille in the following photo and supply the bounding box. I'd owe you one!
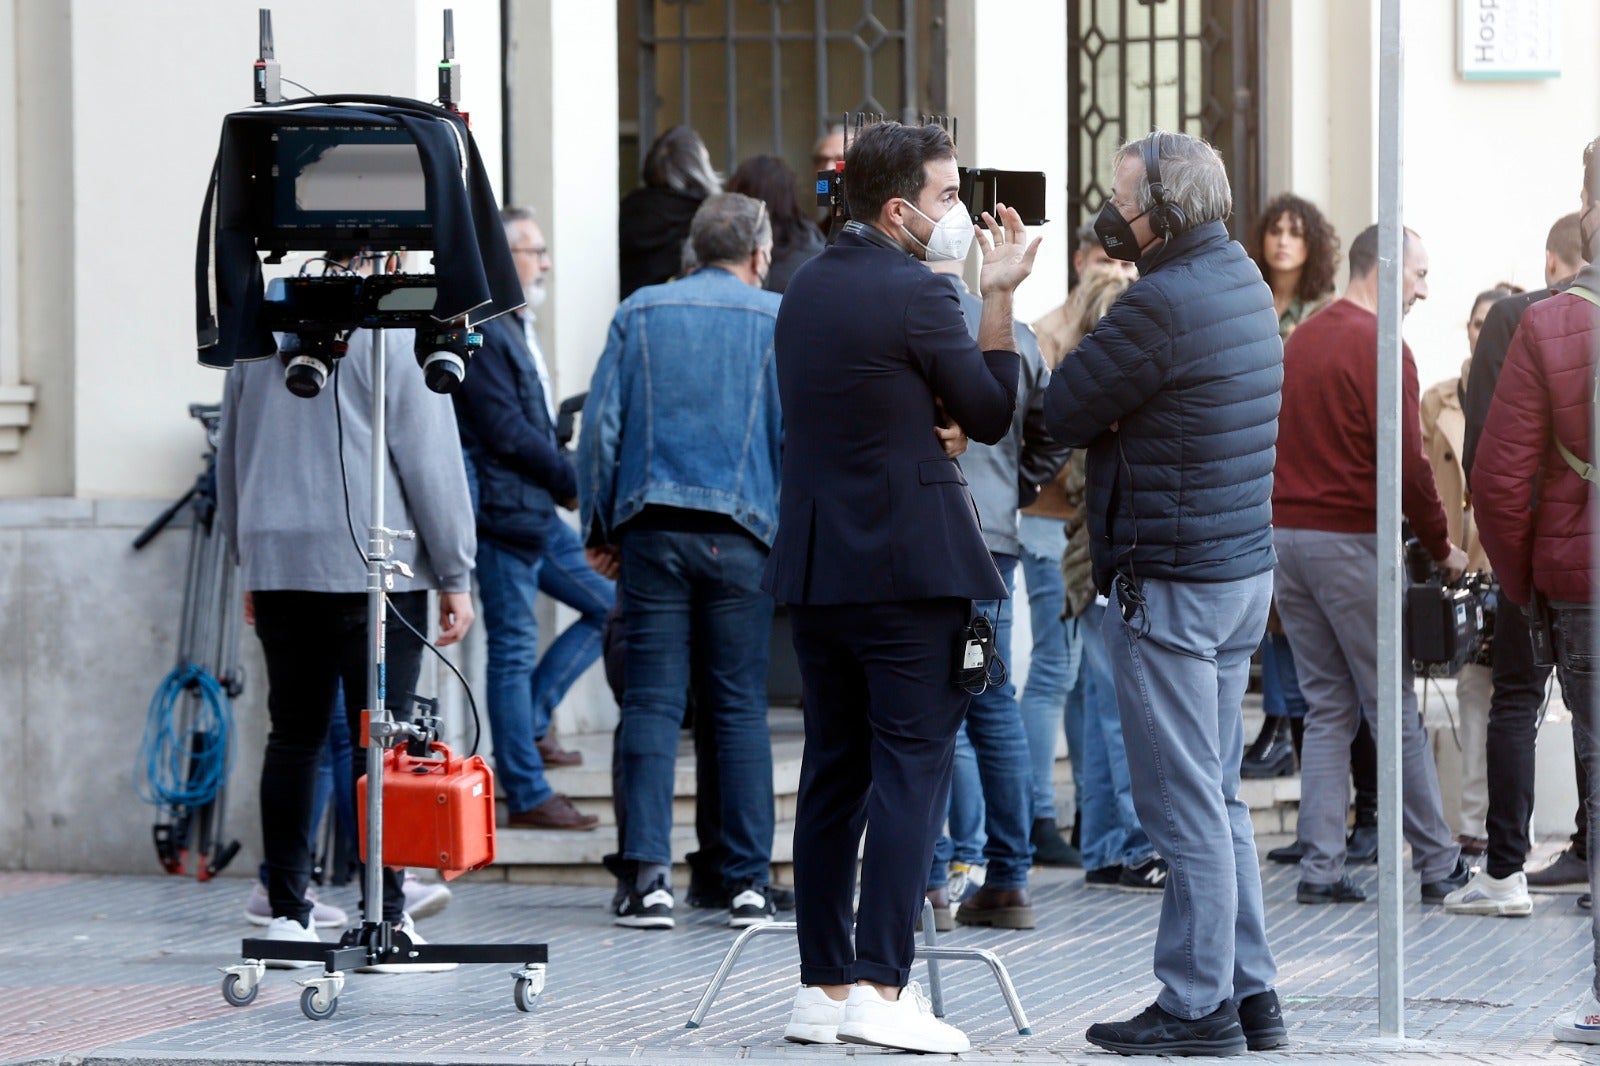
[619,0,947,195]
[1067,0,1263,244]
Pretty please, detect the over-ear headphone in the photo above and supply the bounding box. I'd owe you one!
[1140,133,1187,239]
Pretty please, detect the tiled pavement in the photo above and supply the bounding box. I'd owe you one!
[1,849,1594,1066]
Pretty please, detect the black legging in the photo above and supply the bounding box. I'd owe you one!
[254,590,427,925]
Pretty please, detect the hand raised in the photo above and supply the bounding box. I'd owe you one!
[977,202,1042,296]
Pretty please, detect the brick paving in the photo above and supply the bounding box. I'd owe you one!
[0,852,1593,1065]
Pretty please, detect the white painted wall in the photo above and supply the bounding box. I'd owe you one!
[1398,0,1600,392]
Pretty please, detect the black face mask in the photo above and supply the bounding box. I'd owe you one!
[1094,200,1150,263]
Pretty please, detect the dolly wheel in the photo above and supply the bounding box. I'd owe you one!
[301,985,338,1021]
[513,976,540,1013]
[221,972,258,1007]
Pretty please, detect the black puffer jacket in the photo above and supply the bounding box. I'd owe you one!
[1043,219,1282,592]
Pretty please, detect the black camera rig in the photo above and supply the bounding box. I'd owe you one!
[1404,534,1496,676]
[815,112,1048,239]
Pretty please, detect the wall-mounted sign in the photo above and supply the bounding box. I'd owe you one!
[1457,0,1561,80]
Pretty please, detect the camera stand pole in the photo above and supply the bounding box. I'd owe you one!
[362,326,392,939]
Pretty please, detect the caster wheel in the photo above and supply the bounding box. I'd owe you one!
[221,972,258,1007]
[300,985,339,1021]
[513,976,540,1013]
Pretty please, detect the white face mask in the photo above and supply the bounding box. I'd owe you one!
[902,200,975,263]
[522,281,547,310]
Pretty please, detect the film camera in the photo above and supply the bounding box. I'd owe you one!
[815,113,1048,238]
[1404,535,1496,675]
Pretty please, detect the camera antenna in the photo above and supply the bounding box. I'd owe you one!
[254,8,282,104]
[439,9,462,112]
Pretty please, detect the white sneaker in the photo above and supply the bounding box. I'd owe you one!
[836,982,970,1054]
[1555,994,1600,1043]
[402,872,453,920]
[260,915,324,970]
[1443,869,1533,917]
[784,986,848,1044]
[354,914,459,974]
[244,883,349,929]
[947,862,986,903]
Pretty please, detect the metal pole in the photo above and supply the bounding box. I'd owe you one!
[1375,0,1405,1039]
[364,328,388,929]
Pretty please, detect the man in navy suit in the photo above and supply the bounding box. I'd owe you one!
[766,120,1040,1055]
[452,207,614,831]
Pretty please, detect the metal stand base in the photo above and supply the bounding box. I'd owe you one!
[685,899,1031,1035]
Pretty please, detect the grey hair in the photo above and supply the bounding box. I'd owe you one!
[689,193,772,267]
[1114,132,1232,228]
[643,125,722,199]
[501,205,537,238]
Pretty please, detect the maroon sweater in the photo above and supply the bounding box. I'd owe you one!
[1272,299,1451,560]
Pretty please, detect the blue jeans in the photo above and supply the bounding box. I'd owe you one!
[477,515,615,813]
[531,516,616,740]
[1104,573,1276,1021]
[929,555,1033,891]
[1259,632,1308,718]
[617,528,774,888]
[1018,515,1080,823]
[1076,600,1153,872]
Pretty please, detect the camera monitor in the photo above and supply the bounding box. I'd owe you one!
[253,124,434,254]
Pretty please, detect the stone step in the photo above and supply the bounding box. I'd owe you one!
[492,817,800,868]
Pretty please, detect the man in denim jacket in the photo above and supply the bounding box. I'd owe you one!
[578,193,783,931]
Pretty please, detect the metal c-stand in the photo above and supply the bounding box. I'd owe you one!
[215,8,546,1022]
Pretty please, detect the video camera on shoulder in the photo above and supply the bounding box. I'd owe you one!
[815,113,1048,239]
[1404,531,1496,676]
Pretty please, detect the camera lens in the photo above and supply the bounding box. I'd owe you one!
[283,355,329,398]
[419,350,466,394]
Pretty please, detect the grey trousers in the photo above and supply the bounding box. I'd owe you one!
[1272,529,1460,886]
[1103,571,1277,1020]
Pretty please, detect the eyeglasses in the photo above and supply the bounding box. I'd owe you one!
[511,245,550,259]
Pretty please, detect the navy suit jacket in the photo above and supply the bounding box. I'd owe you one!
[763,226,1021,605]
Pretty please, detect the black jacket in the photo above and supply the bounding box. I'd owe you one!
[1462,280,1571,483]
[452,314,576,555]
[763,225,1020,605]
[1044,220,1281,592]
[195,98,522,368]
[618,187,704,299]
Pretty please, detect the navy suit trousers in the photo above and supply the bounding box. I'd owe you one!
[789,598,971,987]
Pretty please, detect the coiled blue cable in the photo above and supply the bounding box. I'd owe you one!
[137,663,234,808]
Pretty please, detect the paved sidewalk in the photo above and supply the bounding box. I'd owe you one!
[1,849,1593,1066]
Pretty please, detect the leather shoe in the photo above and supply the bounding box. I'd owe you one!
[1421,856,1472,904]
[1031,817,1082,867]
[916,887,954,932]
[1237,990,1288,1051]
[1267,839,1304,864]
[536,734,583,767]
[1297,875,1366,904]
[1087,1001,1247,1056]
[1456,834,1488,857]
[1346,824,1378,864]
[505,793,599,831]
[955,885,1036,929]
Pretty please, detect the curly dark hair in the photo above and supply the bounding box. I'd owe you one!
[1249,193,1340,303]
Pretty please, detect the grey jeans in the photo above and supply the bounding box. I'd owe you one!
[1272,529,1460,886]
[1103,570,1277,1020]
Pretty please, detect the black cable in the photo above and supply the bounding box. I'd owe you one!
[1423,672,1462,752]
[331,358,483,757]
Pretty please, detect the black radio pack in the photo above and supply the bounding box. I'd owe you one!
[1405,583,1484,675]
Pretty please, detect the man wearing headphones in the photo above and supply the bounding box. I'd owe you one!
[1045,131,1286,1056]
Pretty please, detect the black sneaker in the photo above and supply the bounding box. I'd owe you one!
[1580,893,1593,911]
[1420,857,1472,904]
[1527,848,1589,892]
[1297,875,1366,904]
[1236,990,1288,1051]
[1118,856,1169,893]
[728,882,777,928]
[614,876,674,929]
[1086,1000,1247,1057]
[1085,865,1123,888]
